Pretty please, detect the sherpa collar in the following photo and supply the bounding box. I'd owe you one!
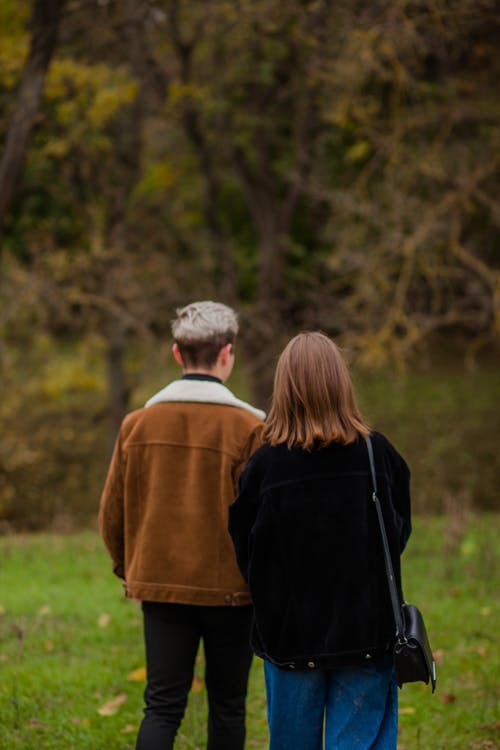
[145,379,266,420]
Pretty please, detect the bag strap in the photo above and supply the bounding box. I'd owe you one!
[365,434,405,640]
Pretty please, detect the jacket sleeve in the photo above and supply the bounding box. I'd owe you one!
[98,428,126,579]
[231,422,265,491]
[228,451,263,582]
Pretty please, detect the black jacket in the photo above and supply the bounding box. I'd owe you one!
[228,432,411,671]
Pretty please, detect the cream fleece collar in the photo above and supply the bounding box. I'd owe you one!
[145,379,266,420]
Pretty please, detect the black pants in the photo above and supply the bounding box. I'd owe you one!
[135,602,253,750]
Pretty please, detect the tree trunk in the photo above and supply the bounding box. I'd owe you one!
[0,0,65,236]
[104,319,129,446]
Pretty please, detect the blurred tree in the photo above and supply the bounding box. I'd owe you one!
[2,0,499,394]
[5,0,495,393]
[0,0,66,237]
[309,0,500,371]
[151,0,342,398]
[150,0,499,394]
[0,0,499,527]
[3,1,173,434]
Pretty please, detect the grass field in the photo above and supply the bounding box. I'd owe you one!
[0,515,499,749]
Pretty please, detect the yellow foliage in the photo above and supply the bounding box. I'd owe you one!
[324,97,352,128]
[34,339,105,399]
[133,162,178,198]
[345,140,371,163]
[46,58,137,133]
[88,83,137,128]
[0,0,29,36]
[0,0,29,89]
[168,80,201,105]
[41,137,70,159]
[55,100,76,126]
[0,37,27,87]
[40,363,102,398]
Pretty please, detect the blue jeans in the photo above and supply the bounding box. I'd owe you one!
[264,657,397,750]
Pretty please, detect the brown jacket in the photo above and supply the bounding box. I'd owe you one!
[99,379,264,606]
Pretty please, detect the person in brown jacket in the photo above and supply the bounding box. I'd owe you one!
[99,301,264,750]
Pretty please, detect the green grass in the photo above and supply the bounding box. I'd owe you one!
[0,516,499,749]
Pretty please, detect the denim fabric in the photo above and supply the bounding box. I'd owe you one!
[264,657,397,750]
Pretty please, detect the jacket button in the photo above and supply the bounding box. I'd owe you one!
[365,653,372,659]
[224,594,232,604]
[307,661,316,669]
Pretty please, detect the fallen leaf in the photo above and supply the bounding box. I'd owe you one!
[44,640,54,651]
[28,720,50,730]
[97,693,127,716]
[0,605,6,616]
[191,676,204,694]
[69,717,90,726]
[439,692,456,704]
[480,607,491,617]
[128,667,146,682]
[121,724,137,734]
[458,671,475,689]
[38,605,51,616]
[432,649,444,665]
[480,720,500,731]
[98,613,111,628]
[398,707,416,715]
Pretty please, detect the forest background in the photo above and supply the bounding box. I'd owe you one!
[0,0,499,530]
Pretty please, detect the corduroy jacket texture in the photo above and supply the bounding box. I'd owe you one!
[228,432,411,670]
[99,386,264,606]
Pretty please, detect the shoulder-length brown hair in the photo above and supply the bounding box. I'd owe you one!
[263,332,370,450]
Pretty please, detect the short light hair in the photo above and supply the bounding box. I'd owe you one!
[171,301,238,368]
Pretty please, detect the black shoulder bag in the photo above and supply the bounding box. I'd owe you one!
[365,435,436,692]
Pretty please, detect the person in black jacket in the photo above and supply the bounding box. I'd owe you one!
[229,332,411,750]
